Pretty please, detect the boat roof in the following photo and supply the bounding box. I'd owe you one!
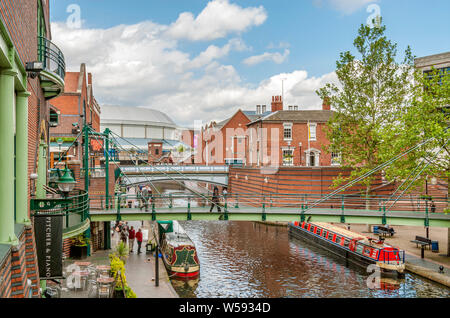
[311,222,396,249]
[312,222,368,240]
[165,221,195,248]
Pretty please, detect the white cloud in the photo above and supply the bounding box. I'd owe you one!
[165,0,267,41]
[189,38,249,69]
[243,49,290,66]
[314,0,378,14]
[51,3,337,127]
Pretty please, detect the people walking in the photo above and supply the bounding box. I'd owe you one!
[141,185,150,212]
[128,226,136,253]
[120,223,128,245]
[136,228,143,254]
[209,187,222,212]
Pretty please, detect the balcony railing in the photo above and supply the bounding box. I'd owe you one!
[30,190,90,239]
[37,36,66,99]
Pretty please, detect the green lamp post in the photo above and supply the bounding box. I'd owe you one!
[57,166,76,194]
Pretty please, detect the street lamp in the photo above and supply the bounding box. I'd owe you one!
[57,166,76,194]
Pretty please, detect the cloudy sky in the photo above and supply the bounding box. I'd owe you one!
[49,0,450,127]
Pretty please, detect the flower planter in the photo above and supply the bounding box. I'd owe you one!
[113,289,126,298]
[71,245,88,260]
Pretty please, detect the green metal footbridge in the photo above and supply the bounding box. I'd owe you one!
[89,193,450,227]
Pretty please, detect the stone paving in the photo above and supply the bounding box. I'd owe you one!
[55,221,178,298]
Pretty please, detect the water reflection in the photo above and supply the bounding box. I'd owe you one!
[152,183,449,298]
[172,221,449,298]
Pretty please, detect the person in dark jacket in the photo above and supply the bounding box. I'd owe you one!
[209,187,222,212]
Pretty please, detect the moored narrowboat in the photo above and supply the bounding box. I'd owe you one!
[288,221,405,277]
[159,221,200,279]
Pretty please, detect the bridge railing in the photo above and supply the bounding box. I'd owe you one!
[91,192,449,214]
[119,165,229,174]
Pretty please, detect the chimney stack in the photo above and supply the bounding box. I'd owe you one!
[271,96,283,112]
[322,97,331,111]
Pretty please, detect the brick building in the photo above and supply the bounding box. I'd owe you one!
[198,96,336,168]
[247,98,336,168]
[49,63,101,168]
[0,0,66,298]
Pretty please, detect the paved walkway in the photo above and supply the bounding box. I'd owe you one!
[125,248,178,298]
[116,221,178,298]
[57,221,178,298]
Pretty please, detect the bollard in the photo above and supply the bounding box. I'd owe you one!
[155,245,159,287]
[187,202,192,221]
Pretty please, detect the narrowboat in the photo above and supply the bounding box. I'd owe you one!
[159,221,200,279]
[289,221,405,277]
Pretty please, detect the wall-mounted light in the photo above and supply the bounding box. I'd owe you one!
[26,61,44,78]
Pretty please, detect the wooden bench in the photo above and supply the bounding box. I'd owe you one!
[377,226,396,237]
[410,236,432,249]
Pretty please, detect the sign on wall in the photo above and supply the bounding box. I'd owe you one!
[34,215,64,280]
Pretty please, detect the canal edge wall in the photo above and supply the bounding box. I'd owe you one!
[405,263,450,288]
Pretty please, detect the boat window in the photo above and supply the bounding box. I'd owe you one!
[344,239,350,247]
[322,231,327,237]
[335,235,340,243]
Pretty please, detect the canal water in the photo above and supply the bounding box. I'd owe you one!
[155,185,450,298]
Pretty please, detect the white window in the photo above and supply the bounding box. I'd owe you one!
[308,123,317,141]
[331,152,341,166]
[283,149,294,166]
[283,123,293,141]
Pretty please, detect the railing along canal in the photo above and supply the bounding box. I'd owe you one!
[89,192,449,224]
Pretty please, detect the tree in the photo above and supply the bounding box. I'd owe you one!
[386,67,450,208]
[317,22,416,206]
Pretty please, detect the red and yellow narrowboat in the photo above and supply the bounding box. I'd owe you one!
[159,221,200,279]
[289,221,405,277]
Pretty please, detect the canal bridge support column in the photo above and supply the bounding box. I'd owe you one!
[0,70,19,245]
[15,92,31,225]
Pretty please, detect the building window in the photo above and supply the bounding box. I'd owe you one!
[306,149,320,167]
[331,152,341,166]
[155,148,159,155]
[283,123,292,140]
[308,123,317,141]
[282,149,294,166]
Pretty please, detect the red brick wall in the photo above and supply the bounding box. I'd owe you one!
[248,121,332,167]
[0,253,12,298]
[0,0,51,298]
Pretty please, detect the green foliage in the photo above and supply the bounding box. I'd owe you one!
[109,254,137,298]
[316,21,416,197]
[72,234,87,247]
[110,241,129,263]
[386,67,450,197]
[177,145,186,153]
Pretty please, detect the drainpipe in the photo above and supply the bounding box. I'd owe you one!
[0,69,19,245]
[36,140,48,199]
[16,91,31,225]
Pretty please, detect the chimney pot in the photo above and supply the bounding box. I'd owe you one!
[322,97,331,111]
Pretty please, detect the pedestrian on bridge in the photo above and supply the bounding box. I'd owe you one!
[210,187,222,213]
[141,185,150,212]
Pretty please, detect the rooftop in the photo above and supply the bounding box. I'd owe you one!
[248,110,335,125]
[101,105,177,128]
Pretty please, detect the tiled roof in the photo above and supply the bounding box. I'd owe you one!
[249,110,335,124]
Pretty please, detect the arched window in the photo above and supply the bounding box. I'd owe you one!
[305,148,321,167]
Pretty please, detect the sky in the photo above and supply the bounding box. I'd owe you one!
[49,0,450,127]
